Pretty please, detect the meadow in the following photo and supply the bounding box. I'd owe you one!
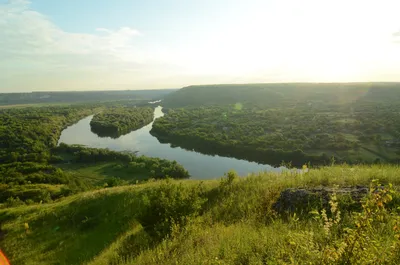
[1,165,400,264]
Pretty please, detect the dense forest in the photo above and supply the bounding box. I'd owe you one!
[153,83,400,166]
[90,107,154,138]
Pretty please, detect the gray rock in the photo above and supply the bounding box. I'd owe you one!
[273,186,368,214]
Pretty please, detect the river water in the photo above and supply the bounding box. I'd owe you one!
[58,106,283,179]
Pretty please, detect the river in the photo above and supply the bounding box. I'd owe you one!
[58,106,283,179]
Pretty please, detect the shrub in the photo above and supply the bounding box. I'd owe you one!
[317,180,400,264]
[137,180,207,239]
[106,177,124,188]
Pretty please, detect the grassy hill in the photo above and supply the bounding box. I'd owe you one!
[2,164,400,265]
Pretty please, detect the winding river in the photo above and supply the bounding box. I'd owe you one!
[58,106,283,179]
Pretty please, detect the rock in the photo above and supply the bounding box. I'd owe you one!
[273,186,368,215]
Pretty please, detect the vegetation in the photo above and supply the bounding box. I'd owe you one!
[0,103,188,205]
[153,83,400,166]
[1,165,400,264]
[0,89,175,106]
[0,104,99,163]
[2,83,400,264]
[54,144,189,180]
[90,107,154,138]
[162,83,400,108]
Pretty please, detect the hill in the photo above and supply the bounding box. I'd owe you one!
[153,83,400,166]
[162,83,400,108]
[0,89,176,106]
[1,165,400,264]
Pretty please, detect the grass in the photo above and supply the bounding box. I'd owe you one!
[1,164,400,264]
[58,162,151,186]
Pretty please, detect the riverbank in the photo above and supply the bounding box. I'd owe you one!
[58,106,281,178]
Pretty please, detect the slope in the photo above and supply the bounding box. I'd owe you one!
[1,165,400,264]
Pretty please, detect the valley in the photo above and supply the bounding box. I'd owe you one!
[1,83,400,264]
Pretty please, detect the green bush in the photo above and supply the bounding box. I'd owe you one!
[106,177,124,188]
[137,180,207,239]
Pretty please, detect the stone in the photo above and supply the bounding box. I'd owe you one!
[273,186,369,215]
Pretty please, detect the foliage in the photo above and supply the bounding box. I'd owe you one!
[54,144,190,180]
[105,177,125,188]
[153,85,400,165]
[318,180,400,264]
[137,180,207,239]
[90,107,154,138]
[0,103,188,204]
[1,166,400,264]
[0,104,99,163]
[162,83,400,108]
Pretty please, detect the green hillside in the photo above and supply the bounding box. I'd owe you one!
[162,83,400,108]
[1,165,400,265]
[154,83,400,166]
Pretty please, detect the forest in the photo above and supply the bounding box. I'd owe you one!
[0,102,188,205]
[90,106,154,138]
[162,83,400,108]
[153,83,400,166]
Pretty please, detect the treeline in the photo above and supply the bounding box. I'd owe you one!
[152,126,332,167]
[151,102,400,165]
[0,89,175,105]
[0,103,188,205]
[162,83,400,108]
[0,105,100,164]
[90,107,154,138]
[54,144,189,180]
[0,143,189,205]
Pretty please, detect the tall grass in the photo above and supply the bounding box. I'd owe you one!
[1,164,400,264]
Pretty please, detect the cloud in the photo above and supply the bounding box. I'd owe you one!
[0,0,147,89]
[0,1,141,57]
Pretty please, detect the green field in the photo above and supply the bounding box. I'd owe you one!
[2,165,400,264]
[58,162,154,184]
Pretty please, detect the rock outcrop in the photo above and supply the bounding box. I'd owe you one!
[273,186,369,215]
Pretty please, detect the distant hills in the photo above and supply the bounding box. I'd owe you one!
[162,82,400,108]
[0,89,177,105]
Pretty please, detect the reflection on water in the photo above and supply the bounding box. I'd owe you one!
[58,106,283,179]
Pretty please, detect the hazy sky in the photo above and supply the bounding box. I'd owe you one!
[1,0,399,92]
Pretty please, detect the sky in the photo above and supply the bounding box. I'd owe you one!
[0,0,399,92]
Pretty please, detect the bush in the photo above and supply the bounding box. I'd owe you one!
[106,177,124,188]
[5,197,25,208]
[137,181,207,239]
